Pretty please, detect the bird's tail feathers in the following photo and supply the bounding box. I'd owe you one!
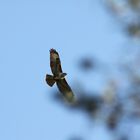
[46,74,55,87]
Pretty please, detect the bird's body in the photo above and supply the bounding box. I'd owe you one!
[45,49,75,102]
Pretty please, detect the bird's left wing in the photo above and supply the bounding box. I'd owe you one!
[56,78,75,102]
[50,49,63,75]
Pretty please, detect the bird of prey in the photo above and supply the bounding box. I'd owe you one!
[45,49,75,102]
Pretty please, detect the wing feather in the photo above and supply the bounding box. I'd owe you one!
[56,78,75,102]
[50,49,63,75]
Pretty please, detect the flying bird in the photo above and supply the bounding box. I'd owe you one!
[45,49,75,102]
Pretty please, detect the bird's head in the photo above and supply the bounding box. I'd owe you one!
[59,73,67,79]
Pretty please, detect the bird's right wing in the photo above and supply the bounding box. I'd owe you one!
[56,78,75,102]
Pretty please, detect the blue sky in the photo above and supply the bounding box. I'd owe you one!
[0,0,126,140]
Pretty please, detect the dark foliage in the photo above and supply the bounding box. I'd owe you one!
[78,57,95,71]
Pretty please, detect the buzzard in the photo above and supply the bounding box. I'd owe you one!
[45,49,75,102]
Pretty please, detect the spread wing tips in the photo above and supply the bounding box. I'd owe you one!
[50,48,58,54]
[56,79,76,103]
[64,91,76,103]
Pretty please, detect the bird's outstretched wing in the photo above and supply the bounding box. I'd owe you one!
[56,78,75,102]
[50,49,63,75]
